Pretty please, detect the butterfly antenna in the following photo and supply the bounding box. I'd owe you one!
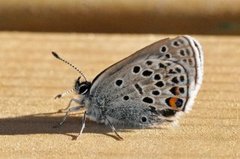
[54,88,75,99]
[52,51,87,81]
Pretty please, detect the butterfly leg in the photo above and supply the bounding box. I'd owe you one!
[105,117,123,140]
[58,98,82,113]
[53,105,84,128]
[75,111,87,140]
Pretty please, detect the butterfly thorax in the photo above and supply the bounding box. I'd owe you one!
[81,94,106,123]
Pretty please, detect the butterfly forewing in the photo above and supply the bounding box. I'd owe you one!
[89,36,203,127]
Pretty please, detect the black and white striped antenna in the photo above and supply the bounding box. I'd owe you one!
[54,88,75,99]
[52,51,87,81]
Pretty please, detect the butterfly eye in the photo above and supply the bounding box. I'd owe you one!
[76,82,91,95]
[79,84,89,94]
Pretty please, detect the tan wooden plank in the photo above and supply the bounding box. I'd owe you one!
[0,32,239,159]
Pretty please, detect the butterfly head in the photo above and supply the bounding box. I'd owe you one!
[52,52,91,99]
[74,76,92,95]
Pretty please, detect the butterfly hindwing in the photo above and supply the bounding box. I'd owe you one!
[89,36,203,127]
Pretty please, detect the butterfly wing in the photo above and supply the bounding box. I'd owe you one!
[88,35,203,126]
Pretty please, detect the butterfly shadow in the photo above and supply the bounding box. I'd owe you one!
[0,111,137,141]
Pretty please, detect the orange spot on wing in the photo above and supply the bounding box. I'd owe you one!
[169,97,177,109]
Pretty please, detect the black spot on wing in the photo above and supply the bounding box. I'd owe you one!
[141,116,147,123]
[115,79,123,87]
[171,77,179,84]
[142,70,153,77]
[154,74,161,80]
[160,46,168,53]
[133,66,141,74]
[160,109,177,117]
[145,60,153,65]
[123,96,129,101]
[148,106,158,114]
[142,97,154,104]
[159,63,166,69]
[134,83,143,95]
[155,81,164,87]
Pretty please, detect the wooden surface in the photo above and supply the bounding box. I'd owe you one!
[0,32,239,158]
[1,0,240,34]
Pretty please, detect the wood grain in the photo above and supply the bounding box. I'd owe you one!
[1,0,240,34]
[0,32,239,158]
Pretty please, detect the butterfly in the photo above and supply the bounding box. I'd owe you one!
[52,35,203,140]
